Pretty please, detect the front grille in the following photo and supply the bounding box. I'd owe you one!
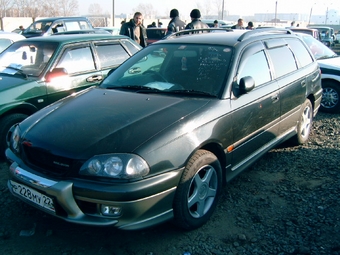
[23,144,75,177]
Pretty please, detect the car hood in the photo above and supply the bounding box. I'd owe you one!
[21,87,210,159]
[318,56,340,70]
[0,74,33,91]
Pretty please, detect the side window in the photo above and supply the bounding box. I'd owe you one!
[64,21,81,31]
[267,46,297,78]
[56,46,95,74]
[286,38,313,67]
[238,50,271,87]
[95,43,130,68]
[121,39,141,55]
[79,21,91,29]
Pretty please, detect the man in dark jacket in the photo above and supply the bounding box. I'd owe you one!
[166,9,186,36]
[120,12,147,47]
[185,9,209,31]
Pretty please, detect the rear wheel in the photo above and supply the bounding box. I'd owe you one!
[173,150,222,230]
[321,81,340,113]
[0,113,28,158]
[291,99,313,145]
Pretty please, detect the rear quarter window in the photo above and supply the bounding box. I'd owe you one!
[286,38,313,67]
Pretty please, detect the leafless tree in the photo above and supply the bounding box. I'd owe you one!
[0,0,14,17]
[88,3,102,16]
[132,3,156,19]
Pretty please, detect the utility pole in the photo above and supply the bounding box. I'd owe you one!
[222,0,225,20]
[275,1,277,26]
[112,0,115,26]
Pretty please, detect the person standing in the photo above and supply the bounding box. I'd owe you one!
[231,18,245,29]
[185,9,209,30]
[213,20,219,28]
[166,9,186,35]
[246,21,254,30]
[120,12,147,47]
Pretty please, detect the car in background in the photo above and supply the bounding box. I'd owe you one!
[95,27,120,35]
[308,26,335,47]
[0,31,25,52]
[22,17,93,38]
[297,32,340,113]
[0,34,142,157]
[146,27,167,44]
[6,28,322,231]
[289,27,321,41]
[201,19,234,28]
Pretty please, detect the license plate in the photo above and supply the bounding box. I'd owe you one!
[10,180,55,212]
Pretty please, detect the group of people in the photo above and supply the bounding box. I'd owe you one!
[119,8,254,48]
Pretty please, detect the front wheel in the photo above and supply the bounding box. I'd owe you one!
[173,150,222,230]
[291,99,313,145]
[0,113,28,158]
[320,81,340,113]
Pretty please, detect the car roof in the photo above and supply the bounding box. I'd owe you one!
[160,28,296,46]
[34,16,90,22]
[0,31,25,41]
[19,34,129,43]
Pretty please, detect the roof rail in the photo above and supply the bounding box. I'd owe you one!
[237,28,293,41]
[163,28,233,40]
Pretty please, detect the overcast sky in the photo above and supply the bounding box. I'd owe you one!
[79,0,339,18]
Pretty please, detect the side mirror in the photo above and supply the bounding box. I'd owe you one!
[45,67,68,82]
[239,76,255,94]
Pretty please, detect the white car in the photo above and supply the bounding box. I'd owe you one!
[0,31,25,52]
[297,32,340,113]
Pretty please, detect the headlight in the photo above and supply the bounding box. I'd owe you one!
[9,124,21,153]
[80,154,149,179]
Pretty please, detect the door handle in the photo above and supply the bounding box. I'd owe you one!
[86,75,103,82]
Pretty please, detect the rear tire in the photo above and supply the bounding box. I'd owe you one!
[0,113,28,158]
[291,99,313,145]
[173,150,222,230]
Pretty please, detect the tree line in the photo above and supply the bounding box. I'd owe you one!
[0,0,79,19]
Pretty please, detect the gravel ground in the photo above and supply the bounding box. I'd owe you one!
[0,110,339,255]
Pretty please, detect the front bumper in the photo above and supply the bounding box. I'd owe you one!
[7,158,183,230]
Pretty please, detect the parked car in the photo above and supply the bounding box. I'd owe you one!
[0,34,142,157]
[22,17,93,38]
[146,27,167,44]
[308,26,335,47]
[51,29,111,35]
[296,32,340,113]
[289,27,321,41]
[0,31,25,52]
[6,28,322,231]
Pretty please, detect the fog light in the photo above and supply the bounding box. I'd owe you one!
[100,205,122,216]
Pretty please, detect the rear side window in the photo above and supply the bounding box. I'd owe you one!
[238,50,271,87]
[95,43,130,68]
[286,38,313,67]
[267,46,297,78]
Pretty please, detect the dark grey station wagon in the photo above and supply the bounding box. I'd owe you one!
[6,28,322,231]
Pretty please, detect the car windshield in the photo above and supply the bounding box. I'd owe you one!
[0,41,58,77]
[101,44,232,97]
[26,21,53,33]
[300,34,337,59]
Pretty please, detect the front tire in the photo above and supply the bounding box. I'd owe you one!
[0,113,28,158]
[173,150,222,230]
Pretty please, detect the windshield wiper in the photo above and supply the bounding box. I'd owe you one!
[169,89,217,97]
[1,66,28,79]
[107,85,162,93]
